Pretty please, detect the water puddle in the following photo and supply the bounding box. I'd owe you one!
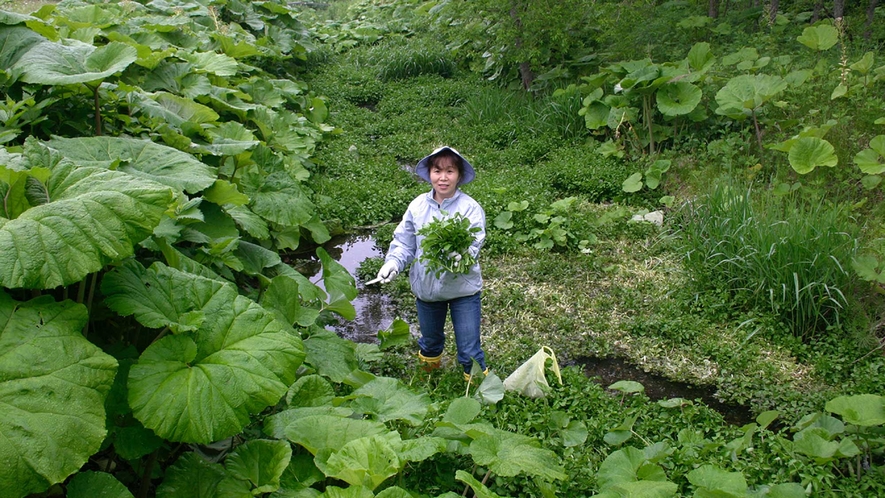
[297,233,401,344]
[573,356,753,425]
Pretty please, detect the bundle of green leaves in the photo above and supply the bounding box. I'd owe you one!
[417,212,481,277]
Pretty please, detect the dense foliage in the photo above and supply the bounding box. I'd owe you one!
[2,0,885,497]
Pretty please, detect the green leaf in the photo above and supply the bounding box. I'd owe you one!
[493,211,513,230]
[136,91,220,127]
[350,377,431,426]
[226,439,292,494]
[854,136,885,174]
[455,470,509,498]
[797,24,839,51]
[14,39,137,85]
[609,380,645,394]
[105,262,304,443]
[0,25,45,78]
[826,394,885,426]
[316,435,400,490]
[247,172,316,227]
[474,371,505,405]
[282,413,388,456]
[286,374,335,407]
[443,397,482,425]
[318,247,357,320]
[765,483,809,498]
[597,446,667,489]
[715,74,787,119]
[686,42,715,72]
[830,83,848,100]
[656,82,701,116]
[793,429,840,460]
[0,158,173,289]
[180,51,239,77]
[788,137,838,174]
[155,452,226,498]
[622,172,643,193]
[852,255,885,283]
[44,136,217,194]
[378,317,410,350]
[469,430,567,481]
[67,471,134,498]
[686,465,747,496]
[303,328,359,383]
[850,52,876,75]
[0,294,117,498]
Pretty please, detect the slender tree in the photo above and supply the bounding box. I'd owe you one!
[865,0,878,41]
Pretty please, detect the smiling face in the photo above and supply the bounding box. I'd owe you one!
[429,154,462,202]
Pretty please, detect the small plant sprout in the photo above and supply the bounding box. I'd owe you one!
[608,380,645,405]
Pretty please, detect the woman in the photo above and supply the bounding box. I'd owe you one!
[375,146,488,380]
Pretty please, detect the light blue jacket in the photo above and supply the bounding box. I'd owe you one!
[385,189,486,302]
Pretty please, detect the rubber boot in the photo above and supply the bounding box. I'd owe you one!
[463,368,490,384]
[418,351,442,372]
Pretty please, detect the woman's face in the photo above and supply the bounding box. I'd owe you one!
[430,156,461,200]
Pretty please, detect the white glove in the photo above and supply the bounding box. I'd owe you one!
[447,251,462,262]
[377,260,399,283]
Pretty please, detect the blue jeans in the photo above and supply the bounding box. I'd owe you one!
[416,292,486,373]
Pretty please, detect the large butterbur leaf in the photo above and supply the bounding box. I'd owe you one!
[797,24,839,51]
[102,261,305,443]
[226,439,292,494]
[67,471,134,498]
[826,394,885,426]
[714,74,787,119]
[0,155,173,289]
[656,82,701,116]
[0,293,117,498]
[315,435,400,490]
[247,171,316,227]
[0,25,45,78]
[348,376,431,426]
[468,429,567,481]
[44,136,217,194]
[788,137,838,174]
[13,38,137,85]
[155,452,225,498]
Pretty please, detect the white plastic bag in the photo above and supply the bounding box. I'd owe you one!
[503,346,562,398]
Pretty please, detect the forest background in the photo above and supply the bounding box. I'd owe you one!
[2,0,885,497]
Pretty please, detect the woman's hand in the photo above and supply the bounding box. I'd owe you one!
[377,261,400,283]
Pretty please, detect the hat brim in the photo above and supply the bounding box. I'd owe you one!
[415,146,475,185]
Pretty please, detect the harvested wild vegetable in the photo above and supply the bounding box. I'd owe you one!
[417,211,481,277]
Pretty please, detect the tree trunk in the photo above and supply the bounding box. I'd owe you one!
[865,0,878,41]
[509,2,534,90]
[708,0,719,18]
[834,0,845,18]
[769,0,779,25]
[811,0,823,22]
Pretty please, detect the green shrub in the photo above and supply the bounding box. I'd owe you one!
[545,145,630,203]
[677,182,860,339]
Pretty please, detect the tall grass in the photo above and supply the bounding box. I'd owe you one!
[678,183,860,340]
[374,41,455,81]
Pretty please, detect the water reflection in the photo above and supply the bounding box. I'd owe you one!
[303,233,400,344]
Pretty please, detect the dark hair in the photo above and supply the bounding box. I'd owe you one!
[430,149,464,177]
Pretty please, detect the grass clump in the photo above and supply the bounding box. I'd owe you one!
[677,182,860,340]
[374,40,456,81]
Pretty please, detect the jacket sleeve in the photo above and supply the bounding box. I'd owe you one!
[385,208,417,272]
